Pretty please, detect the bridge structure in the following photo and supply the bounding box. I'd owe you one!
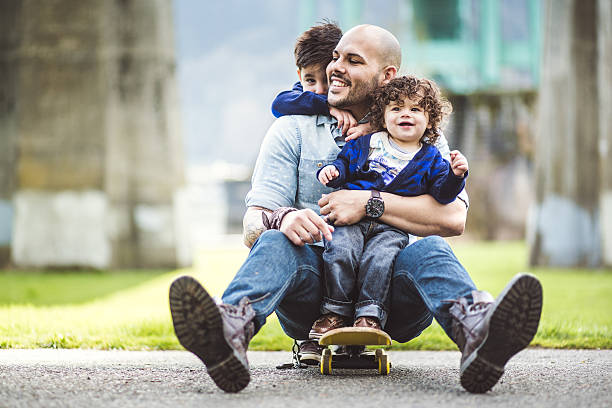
[0,0,184,268]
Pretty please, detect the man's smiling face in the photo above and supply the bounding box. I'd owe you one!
[325,33,382,115]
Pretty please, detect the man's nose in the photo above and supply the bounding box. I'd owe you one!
[329,59,346,74]
[316,83,326,94]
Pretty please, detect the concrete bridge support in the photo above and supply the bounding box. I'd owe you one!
[0,0,183,268]
[529,0,612,267]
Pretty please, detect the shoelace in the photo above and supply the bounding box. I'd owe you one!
[220,292,271,316]
[314,314,347,326]
[443,298,490,314]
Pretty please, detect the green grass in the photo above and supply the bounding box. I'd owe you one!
[0,270,168,306]
[1,242,610,350]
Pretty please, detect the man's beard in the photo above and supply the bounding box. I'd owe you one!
[329,75,379,110]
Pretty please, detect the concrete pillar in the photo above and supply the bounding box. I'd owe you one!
[528,0,610,267]
[0,1,21,266]
[598,0,612,266]
[0,0,183,269]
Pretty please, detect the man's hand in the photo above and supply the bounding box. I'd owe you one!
[450,150,468,177]
[345,122,373,141]
[329,106,357,135]
[318,190,370,225]
[318,165,339,186]
[280,208,334,246]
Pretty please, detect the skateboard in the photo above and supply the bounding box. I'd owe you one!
[318,327,392,375]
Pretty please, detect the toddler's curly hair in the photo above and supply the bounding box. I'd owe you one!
[369,75,452,145]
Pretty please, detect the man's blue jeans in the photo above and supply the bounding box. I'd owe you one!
[221,230,476,342]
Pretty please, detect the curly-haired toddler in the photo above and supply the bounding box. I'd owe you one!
[309,75,468,338]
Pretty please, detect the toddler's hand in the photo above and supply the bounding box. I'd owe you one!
[450,150,468,177]
[329,107,357,135]
[345,122,373,141]
[318,165,339,185]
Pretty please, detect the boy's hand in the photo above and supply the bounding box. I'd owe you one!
[329,106,357,135]
[345,122,373,141]
[318,165,339,185]
[450,150,468,177]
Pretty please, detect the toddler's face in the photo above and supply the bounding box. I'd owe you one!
[298,64,328,95]
[383,95,430,145]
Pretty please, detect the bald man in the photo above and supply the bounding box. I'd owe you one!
[169,24,542,394]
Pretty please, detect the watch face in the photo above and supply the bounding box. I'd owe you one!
[366,198,384,218]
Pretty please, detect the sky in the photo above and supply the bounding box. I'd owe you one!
[172,0,405,167]
[173,0,301,167]
[172,0,536,168]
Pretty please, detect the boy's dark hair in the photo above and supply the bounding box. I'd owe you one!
[294,21,342,69]
[369,75,452,145]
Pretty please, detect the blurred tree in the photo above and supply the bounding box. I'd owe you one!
[529,0,612,267]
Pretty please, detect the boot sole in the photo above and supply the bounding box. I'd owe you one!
[460,273,543,393]
[169,276,250,393]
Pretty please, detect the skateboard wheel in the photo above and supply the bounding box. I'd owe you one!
[378,354,389,375]
[321,348,332,375]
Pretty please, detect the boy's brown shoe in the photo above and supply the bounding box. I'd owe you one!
[298,340,324,365]
[353,316,382,330]
[449,274,543,393]
[309,313,350,340]
[169,276,255,393]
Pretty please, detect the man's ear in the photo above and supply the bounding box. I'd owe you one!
[381,66,398,84]
[297,68,302,82]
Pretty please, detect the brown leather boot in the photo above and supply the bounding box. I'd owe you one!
[449,273,542,393]
[169,276,255,393]
[309,313,349,340]
[353,316,382,330]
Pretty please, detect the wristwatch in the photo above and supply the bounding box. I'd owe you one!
[365,190,384,219]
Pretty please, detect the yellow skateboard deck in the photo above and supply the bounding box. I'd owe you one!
[319,327,392,346]
[318,327,392,375]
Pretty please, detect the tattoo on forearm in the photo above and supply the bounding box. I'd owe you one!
[244,222,266,247]
[243,209,269,248]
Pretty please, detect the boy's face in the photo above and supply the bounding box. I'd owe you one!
[298,64,328,94]
[383,95,430,145]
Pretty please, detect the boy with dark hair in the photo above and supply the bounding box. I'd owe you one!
[268,21,343,366]
[271,21,370,138]
[271,21,341,118]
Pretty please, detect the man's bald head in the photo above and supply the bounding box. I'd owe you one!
[326,24,402,119]
[341,24,401,70]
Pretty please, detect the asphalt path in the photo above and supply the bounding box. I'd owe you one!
[1,349,610,407]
